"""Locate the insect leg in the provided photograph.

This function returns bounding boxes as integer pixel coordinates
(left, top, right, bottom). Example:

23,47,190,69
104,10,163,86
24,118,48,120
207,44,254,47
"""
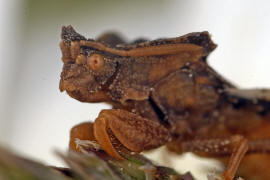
167,135,248,180
221,136,248,180
69,122,96,152
93,109,172,159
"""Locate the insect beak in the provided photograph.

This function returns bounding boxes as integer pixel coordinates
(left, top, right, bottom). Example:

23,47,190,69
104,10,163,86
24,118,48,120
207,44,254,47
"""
59,78,65,92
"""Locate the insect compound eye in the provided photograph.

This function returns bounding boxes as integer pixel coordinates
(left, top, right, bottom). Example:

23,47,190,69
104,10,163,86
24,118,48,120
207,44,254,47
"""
87,54,104,71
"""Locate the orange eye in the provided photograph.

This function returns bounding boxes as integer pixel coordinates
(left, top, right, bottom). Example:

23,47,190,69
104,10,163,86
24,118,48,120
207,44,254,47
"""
87,54,104,71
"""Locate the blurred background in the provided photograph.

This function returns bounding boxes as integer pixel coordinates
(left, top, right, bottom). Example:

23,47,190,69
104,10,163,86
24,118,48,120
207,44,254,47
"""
0,0,270,179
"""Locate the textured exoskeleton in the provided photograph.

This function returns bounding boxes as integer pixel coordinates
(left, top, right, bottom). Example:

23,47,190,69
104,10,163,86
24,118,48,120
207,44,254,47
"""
60,25,270,180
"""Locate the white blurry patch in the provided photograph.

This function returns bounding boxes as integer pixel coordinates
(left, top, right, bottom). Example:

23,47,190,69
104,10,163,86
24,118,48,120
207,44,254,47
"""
144,146,224,180
75,138,101,151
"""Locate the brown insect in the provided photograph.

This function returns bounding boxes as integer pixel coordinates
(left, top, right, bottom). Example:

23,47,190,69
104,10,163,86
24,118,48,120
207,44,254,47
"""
59,25,270,180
